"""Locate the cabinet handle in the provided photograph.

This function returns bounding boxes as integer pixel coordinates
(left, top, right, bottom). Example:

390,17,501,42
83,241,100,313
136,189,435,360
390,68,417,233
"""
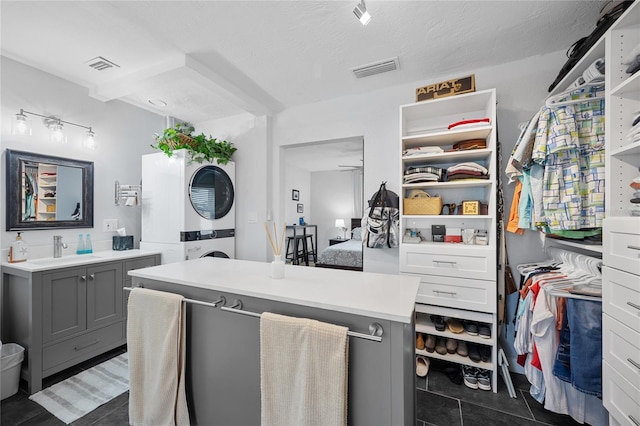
630,415,640,426
81,275,86,281
433,290,457,296
626,245,640,251
89,274,95,280
627,358,640,371
627,301,640,311
74,339,99,351
433,260,457,265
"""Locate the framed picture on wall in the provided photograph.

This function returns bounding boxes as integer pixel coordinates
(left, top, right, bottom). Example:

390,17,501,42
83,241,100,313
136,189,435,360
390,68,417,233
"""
292,189,299,201
297,203,303,213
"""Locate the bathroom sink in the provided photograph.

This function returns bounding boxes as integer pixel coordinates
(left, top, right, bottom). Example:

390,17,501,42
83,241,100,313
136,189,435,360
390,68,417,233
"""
28,254,102,266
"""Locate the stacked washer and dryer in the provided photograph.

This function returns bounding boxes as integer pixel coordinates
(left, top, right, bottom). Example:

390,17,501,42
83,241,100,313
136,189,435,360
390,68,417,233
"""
140,149,235,264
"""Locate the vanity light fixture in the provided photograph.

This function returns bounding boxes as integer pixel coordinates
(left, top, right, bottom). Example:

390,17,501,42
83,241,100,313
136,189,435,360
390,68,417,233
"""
353,0,371,26
335,219,347,239
12,109,96,148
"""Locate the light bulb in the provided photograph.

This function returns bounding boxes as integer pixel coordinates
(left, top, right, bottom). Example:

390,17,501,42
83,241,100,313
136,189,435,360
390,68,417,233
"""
12,111,32,136
49,122,66,144
84,129,96,149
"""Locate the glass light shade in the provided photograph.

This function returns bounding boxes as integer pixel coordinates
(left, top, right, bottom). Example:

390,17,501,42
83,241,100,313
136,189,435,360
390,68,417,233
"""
12,112,32,136
49,122,67,144
335,219,346,228
84,129,97,149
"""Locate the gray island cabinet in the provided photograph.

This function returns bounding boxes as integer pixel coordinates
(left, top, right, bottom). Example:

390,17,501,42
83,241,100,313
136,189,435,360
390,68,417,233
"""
128,257,420,426
1,250,160,394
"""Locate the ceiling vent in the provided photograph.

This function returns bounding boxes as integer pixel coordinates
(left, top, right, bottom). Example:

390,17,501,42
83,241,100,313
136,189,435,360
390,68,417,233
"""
351,56,399,78
85,56,120,71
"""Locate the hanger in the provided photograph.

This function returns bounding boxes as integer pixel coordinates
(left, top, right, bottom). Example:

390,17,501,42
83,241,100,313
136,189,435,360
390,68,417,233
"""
545,81,605,108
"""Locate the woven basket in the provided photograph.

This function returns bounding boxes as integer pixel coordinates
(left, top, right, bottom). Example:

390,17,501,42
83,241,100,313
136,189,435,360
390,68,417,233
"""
403,192,442,215
167,133,197,150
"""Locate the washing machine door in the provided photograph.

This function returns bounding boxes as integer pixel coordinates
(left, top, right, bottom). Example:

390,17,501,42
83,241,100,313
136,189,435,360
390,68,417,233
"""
201,250,230,259
189,165,234,220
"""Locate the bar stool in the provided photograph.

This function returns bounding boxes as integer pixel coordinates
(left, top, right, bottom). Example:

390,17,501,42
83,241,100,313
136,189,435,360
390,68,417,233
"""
302,234,317,265
285,235,307,265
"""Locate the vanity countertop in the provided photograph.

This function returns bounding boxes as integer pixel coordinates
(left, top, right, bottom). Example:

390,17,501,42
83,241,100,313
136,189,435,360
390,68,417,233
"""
1,249,161,273
128,257,420,323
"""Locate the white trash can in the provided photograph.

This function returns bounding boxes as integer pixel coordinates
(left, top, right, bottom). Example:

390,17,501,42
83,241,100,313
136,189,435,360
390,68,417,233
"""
1,343,25,400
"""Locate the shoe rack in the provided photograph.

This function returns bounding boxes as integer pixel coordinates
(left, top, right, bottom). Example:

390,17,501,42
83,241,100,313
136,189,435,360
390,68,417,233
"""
399,89,499,392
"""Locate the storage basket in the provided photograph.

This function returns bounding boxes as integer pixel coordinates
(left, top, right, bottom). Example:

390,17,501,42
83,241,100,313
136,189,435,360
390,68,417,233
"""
403,191,442,215
167,133,198,150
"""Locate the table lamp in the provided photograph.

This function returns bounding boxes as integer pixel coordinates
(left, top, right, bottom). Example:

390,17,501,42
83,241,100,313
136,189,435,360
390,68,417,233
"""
335,219,347,239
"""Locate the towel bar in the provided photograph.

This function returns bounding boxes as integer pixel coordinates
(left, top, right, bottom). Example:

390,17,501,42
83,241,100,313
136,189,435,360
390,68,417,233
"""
123,287,384,342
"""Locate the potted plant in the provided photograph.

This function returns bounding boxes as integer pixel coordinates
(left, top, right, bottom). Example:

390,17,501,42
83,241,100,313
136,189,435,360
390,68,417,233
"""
151,122,237,165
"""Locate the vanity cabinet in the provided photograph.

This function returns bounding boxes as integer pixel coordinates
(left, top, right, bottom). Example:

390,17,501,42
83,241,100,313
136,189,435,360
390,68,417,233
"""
1,252,160,394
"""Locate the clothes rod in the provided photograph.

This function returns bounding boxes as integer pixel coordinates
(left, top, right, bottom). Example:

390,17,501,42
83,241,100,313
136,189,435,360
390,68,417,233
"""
123,287,383,342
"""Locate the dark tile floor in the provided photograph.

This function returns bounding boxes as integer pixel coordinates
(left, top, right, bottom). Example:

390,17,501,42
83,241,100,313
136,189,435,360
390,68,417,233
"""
2,348,592,425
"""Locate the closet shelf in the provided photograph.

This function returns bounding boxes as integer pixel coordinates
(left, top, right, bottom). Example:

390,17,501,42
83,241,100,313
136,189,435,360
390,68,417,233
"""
610,71,640,100
548,239,603,254
416,317,493,346
548,34,605,96
610,140,640,159
402,126,493,148
402,149,492,165
402,214,492,220
416,348,494,369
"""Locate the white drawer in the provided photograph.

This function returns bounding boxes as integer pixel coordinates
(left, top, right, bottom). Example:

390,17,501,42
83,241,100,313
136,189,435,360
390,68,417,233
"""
400,244,496,281
603,266,640,334
603,361,640,426
603,314,640,390
603,217,640,276
404,273,495,313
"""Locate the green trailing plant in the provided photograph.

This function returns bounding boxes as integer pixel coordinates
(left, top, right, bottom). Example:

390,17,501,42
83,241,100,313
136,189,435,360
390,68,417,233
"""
151,122,237,165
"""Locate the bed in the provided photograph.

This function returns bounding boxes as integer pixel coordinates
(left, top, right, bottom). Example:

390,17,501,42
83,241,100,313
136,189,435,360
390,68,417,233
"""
316,218,363,271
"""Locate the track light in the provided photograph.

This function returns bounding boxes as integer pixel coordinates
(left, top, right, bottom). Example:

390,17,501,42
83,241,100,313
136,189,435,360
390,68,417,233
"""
353,0,371,26
13,109,96,148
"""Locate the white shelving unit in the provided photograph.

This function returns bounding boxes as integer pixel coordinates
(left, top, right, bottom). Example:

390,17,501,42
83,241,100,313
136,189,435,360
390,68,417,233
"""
36,163,57,221
601,2,640,425
399,89,499,392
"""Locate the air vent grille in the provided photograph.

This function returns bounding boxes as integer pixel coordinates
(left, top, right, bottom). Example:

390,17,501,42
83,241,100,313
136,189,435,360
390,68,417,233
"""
85,56,120,71
351,57,399,78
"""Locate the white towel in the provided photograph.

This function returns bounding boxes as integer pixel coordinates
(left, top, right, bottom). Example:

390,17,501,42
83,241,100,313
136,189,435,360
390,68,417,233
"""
260,312,349,426
127,288,190,426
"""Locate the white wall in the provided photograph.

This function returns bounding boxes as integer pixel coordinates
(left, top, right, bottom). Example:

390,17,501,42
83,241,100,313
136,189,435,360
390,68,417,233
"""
1,57,164,257
311,170,357,254
284,165,310,226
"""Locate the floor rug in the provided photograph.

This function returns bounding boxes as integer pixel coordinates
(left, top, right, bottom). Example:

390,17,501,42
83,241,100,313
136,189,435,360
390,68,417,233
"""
29,352,129,424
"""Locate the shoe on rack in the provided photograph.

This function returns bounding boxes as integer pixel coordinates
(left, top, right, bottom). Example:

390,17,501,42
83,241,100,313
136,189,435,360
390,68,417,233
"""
435,338,448,355
416,356,430,377
446,338,458,354
444,366,463,385
456,340,468,357
431,315,446,331
416,333,425,350
468,343,481,363
464,321,478,336
478,323,491,339
479,345,491,363
476,368,492,391
425,334,436,353
446,318,464,333
462,365,478,390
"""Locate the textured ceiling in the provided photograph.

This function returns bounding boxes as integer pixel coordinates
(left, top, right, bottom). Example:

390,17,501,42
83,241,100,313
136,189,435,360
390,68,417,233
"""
1,1,604,125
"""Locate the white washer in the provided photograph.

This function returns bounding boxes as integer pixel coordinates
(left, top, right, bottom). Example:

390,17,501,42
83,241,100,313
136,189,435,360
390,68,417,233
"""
140,237,235,264
141,149,235,244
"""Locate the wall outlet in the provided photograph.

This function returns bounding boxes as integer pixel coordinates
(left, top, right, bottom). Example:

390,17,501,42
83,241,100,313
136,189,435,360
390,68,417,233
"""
103,219,118,232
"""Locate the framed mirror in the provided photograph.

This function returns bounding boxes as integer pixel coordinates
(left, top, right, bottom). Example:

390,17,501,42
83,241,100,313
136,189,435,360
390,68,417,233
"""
5,149,94,230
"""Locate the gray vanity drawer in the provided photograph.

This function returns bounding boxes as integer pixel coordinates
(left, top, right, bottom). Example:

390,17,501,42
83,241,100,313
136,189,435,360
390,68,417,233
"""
42,322,124,371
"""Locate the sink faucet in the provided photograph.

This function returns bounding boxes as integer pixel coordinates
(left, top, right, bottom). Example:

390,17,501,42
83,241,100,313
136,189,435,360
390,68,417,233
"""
53,235,68,258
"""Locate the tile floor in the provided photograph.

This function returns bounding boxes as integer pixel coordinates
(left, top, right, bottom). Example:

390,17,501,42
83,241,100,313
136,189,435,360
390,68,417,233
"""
2,347,594,425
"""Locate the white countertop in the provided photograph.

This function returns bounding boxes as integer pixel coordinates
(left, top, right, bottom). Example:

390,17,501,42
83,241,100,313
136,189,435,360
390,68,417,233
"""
1,249,161,272
129,257,420,323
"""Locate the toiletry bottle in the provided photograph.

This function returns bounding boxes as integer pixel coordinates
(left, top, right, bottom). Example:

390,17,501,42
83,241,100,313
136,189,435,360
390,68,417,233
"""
9,232,28,263
76,234,85,254
85,234,93,254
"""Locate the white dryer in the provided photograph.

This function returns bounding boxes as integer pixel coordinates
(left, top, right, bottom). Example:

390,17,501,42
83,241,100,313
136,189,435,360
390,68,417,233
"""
140,237,235,264
141,149,235,244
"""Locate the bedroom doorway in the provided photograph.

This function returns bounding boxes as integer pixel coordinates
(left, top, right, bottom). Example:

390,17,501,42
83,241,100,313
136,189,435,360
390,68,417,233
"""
281,136,364,270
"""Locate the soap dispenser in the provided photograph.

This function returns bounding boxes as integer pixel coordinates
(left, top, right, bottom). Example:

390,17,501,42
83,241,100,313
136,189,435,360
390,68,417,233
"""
85,234,93,254
9,232,28,263
76,234,85,255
